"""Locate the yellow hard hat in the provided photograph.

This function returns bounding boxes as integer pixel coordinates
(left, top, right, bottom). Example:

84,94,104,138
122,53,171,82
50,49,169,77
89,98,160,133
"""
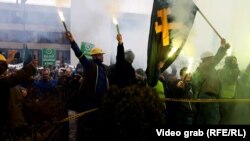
0,54,6,62
90,47,105,55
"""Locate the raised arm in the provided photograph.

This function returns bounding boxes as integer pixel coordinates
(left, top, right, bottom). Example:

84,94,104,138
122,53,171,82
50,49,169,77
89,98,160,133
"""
6,50,17,64
213,38,230,66
116,33,125,65
1,59,37,88
65,31,90,70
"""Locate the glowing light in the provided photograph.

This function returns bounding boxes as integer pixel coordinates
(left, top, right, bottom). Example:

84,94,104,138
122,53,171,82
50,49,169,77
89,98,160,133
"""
112,17,118,25
58,10,65,22
227,48,232,56
168,46,178,58
187,57,194,73
58,10,68,31
172,38,182,48
112,17,120,34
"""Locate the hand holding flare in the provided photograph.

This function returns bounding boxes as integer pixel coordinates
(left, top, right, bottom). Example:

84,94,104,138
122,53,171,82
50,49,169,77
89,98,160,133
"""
58,10,68,32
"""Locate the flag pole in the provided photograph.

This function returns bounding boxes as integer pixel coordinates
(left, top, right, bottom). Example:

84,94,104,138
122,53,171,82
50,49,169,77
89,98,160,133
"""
196,8,223,40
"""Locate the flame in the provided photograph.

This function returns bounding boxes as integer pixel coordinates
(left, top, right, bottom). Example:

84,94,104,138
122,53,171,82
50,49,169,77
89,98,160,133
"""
112,17,118,25
168,46,178,57
187,57,194,73
58,10,65,22
172,38,182,48
227,48,232,56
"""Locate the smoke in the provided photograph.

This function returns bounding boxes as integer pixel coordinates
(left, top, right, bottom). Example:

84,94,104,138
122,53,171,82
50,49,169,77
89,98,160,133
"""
188,0,250,71
70,0,250,73
11,0,250,125
1,0,250,71
1,0,250,124
167,0,197,62
163,0,250,76
56,0,70,8
70,0,153,68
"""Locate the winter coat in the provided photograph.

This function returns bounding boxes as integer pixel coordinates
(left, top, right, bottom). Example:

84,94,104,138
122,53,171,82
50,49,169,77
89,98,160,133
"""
0,64,36,133
109,43,136,88
70,41,109,111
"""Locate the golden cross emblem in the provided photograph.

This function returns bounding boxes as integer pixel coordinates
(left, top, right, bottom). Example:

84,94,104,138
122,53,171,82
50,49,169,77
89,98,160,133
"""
155,8,181,46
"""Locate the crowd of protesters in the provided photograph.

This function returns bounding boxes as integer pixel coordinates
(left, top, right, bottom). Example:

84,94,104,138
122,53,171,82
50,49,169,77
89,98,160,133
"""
1,31,250,141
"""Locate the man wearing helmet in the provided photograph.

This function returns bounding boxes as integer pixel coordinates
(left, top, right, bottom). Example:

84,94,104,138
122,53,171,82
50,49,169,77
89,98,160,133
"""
65,31,109,109
65,31,109,140
192,38,230,125
0,51,37,137
0,51,18,75
0,54,8,75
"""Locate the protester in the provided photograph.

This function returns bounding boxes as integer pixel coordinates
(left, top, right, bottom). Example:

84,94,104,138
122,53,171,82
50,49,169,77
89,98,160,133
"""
65,31,109,141
0,51,37,139
192,38,230,125
218,56,240,124
34,68,58,98
65,31,109,110
234,62,250,124
167,67,196,125
109,33,136,88
135,68,147,86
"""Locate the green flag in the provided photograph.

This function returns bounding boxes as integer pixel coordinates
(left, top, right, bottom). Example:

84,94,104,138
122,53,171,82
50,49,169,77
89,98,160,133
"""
23,43,33,66
146,0,197,87
81,41,94,59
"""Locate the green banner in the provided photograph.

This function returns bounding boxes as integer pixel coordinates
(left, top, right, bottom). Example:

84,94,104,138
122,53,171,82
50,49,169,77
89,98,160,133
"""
81,42,94,59
146,0,197,87
42,48,56,66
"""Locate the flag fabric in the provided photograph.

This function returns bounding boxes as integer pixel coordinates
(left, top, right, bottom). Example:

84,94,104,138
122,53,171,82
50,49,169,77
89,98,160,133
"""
146,0,197,87
23,43,33,66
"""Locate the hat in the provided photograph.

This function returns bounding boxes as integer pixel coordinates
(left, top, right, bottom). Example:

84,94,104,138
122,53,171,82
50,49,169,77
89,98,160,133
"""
0,54,6,62
125,50,135,63
136,68,146,77
0,54,7,75
200,51,213,59
90,47,105,55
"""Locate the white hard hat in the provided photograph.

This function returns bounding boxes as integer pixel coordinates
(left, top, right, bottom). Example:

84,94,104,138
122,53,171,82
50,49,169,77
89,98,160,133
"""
200,51,213,59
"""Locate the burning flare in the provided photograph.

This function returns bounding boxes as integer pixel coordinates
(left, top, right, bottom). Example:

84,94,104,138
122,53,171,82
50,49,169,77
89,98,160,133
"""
58,10,68,31
112,17,120,34
58,10,65,22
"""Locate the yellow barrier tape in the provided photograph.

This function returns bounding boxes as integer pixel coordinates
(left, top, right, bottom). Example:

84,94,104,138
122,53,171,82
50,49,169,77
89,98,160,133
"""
164,98,250,103
57,98,250,123
57,108,98,123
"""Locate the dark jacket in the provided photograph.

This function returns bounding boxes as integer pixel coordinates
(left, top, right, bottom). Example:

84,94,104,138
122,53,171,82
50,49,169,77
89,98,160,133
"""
192,47,228,98
0,64,36,133
218,63,240,98
109,43,136,88
171,79,195,116
70,41,109,111
34,78,57,97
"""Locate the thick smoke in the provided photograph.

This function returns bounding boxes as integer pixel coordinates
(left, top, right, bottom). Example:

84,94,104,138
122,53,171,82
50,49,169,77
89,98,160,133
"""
70,0,153,68
1,0,250,124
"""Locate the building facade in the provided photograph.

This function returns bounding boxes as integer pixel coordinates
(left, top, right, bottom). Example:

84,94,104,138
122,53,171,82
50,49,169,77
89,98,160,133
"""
0,2,70,66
